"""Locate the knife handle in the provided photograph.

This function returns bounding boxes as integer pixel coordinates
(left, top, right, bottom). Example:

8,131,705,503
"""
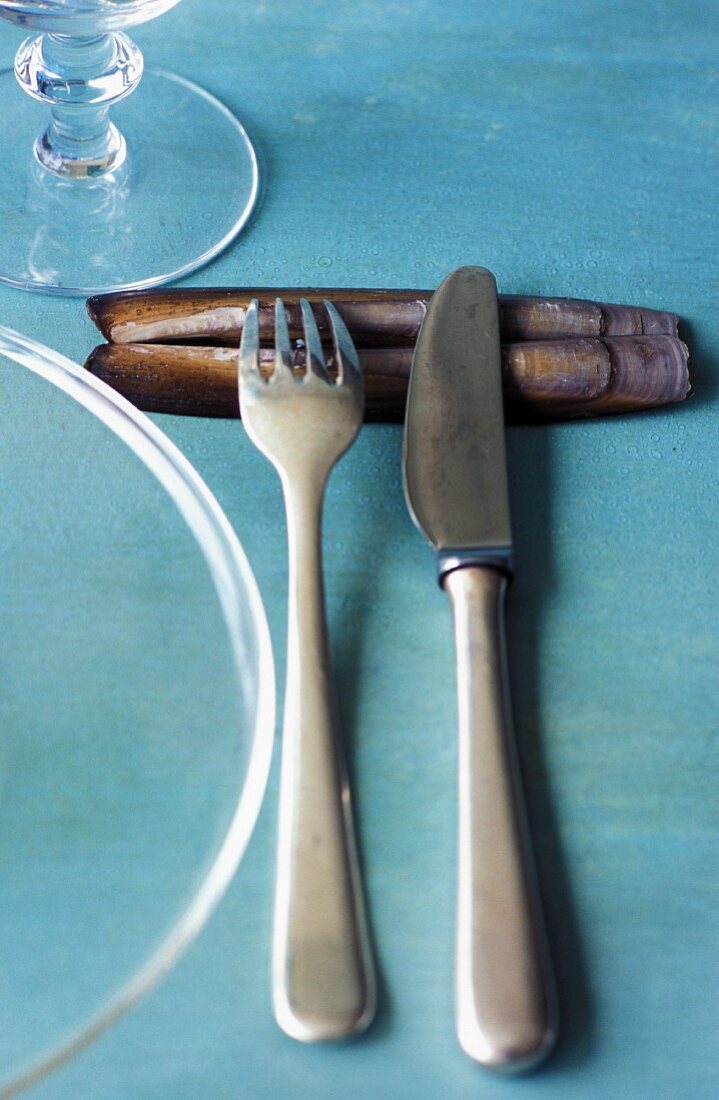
443,565,557,1072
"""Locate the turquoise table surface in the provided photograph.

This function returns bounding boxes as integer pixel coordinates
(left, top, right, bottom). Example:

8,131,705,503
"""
1,0,718,1096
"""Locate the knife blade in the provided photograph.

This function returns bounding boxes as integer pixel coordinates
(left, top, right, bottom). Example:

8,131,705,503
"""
403,266,558,1071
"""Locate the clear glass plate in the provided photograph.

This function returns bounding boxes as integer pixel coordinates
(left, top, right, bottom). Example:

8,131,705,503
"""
0,328,274,1096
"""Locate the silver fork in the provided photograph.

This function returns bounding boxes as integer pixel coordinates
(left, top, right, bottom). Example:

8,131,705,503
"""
239,298,376,1042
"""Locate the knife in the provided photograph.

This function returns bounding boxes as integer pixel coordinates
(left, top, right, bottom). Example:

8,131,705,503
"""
403,266,558,1071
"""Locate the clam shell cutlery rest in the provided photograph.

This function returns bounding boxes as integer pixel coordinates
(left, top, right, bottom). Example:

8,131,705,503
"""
403,267,558,1071
84,286,690,422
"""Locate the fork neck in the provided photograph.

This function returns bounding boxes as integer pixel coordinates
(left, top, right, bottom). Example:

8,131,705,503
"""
282,471,331,670
282,472,327,573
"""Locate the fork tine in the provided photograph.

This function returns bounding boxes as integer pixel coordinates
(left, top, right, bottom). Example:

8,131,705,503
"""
238,299,261,388
300,299,329,381
273,299,295,381
324,300,362,387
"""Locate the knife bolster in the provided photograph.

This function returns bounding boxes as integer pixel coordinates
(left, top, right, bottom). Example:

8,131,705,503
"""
438,547,513,583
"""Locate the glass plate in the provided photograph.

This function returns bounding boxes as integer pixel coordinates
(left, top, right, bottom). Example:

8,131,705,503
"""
0,328,274,1096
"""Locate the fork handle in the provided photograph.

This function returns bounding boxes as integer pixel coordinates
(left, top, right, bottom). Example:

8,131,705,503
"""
443,566,557,1071
273,477,375,1042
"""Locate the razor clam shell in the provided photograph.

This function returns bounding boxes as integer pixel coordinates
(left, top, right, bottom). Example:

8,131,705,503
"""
501,335,691,417
84,335,690,423
87,288,679,347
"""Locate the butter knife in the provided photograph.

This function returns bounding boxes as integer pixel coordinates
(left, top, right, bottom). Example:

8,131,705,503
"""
403,266,558,1071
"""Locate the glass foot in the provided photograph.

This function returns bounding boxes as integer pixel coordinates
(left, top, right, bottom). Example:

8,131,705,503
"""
0,66,259,295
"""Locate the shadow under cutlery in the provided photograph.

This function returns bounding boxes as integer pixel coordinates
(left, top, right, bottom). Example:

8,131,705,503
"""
321,430,409,1040
327,418,597,1059
506,421,596,1069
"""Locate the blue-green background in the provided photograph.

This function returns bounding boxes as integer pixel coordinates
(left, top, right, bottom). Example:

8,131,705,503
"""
1,0,717,1096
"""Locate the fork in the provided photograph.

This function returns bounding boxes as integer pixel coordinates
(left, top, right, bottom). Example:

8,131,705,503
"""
239,298,376,1042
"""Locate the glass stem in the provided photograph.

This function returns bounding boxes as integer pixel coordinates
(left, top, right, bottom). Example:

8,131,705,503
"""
14,31,144,178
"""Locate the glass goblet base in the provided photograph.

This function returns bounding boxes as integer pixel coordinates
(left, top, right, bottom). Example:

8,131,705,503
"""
0,66,259,295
